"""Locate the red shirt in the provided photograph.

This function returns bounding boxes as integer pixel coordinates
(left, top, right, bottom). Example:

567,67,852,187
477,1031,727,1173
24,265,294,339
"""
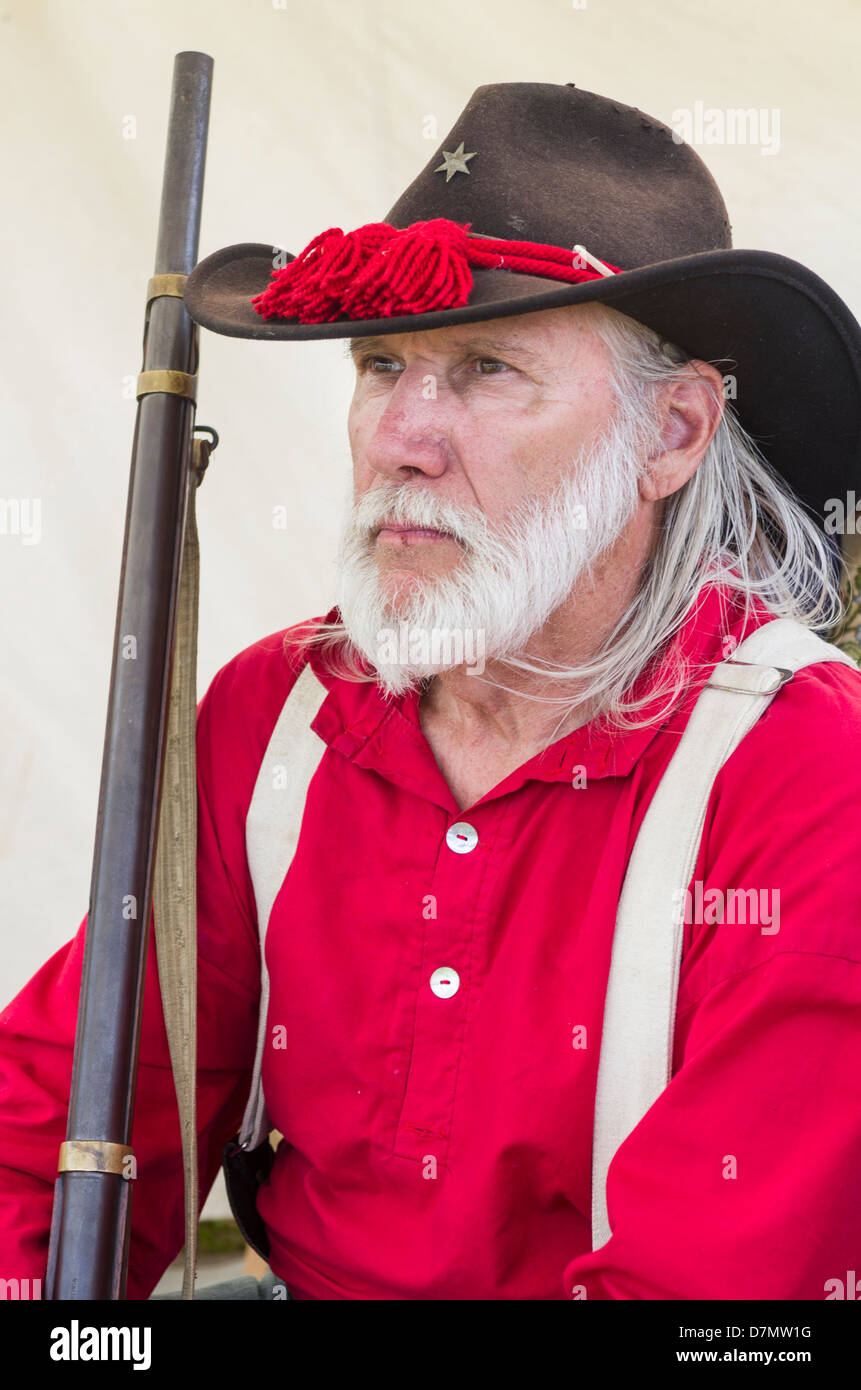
2,580,861,1300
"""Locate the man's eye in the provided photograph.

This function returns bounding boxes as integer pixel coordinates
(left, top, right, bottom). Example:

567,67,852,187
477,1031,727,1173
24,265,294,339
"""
473,357,509,375
357,355,400,374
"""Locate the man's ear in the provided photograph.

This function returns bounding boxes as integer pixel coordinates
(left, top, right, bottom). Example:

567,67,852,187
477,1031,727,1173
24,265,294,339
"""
638,362,726,502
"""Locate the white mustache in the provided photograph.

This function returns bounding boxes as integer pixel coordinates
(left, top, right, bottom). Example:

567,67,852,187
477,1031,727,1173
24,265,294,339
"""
354,484,489,549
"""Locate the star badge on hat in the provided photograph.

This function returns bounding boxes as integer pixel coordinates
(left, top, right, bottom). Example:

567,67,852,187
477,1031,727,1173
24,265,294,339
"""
434,140,476,181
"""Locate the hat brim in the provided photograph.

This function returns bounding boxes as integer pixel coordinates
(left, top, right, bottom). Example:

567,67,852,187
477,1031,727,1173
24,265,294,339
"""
183,242,861,526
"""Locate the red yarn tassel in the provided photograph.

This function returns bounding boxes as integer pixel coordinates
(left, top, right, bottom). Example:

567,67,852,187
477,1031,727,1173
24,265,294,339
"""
252,227,344,321
253,223,396,323
342,219,474,319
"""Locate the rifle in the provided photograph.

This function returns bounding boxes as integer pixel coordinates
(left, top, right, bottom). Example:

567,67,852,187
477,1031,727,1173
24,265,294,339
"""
45,50,215,1300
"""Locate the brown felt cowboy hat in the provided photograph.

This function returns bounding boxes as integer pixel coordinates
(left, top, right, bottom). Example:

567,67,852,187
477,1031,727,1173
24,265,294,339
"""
183,81,861,528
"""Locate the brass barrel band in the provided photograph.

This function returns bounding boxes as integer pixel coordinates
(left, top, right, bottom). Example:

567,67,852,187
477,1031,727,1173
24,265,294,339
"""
146,272,188,307
136,369,197,401
58,1140,134,1176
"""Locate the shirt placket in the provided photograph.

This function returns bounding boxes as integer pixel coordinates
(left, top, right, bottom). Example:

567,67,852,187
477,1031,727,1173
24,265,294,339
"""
391,813,491,1171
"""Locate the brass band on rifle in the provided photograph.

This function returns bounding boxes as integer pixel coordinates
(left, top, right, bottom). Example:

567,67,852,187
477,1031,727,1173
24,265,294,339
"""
146,273,188,307
58,1140,135,1175
136,369,198,401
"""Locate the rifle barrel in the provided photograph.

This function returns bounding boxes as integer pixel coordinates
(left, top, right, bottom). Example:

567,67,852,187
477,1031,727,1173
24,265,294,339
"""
46,50,214,1300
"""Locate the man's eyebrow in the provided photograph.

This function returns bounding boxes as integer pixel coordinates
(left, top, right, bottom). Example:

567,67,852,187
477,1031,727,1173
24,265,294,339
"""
347,336,388,360
347,333,546,366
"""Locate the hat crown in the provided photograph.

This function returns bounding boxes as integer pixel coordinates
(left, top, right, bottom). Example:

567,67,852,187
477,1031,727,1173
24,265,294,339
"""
386,82,732,270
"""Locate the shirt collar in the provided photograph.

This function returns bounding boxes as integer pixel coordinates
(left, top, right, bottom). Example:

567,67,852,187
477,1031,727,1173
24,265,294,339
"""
303,581,777,797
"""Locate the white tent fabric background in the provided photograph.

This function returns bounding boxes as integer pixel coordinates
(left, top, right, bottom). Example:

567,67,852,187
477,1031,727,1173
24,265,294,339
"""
1,0,859,1222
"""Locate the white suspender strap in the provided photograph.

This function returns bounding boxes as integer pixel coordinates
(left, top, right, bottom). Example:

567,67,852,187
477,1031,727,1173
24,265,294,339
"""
240,659,328,1151
590,617,858,1250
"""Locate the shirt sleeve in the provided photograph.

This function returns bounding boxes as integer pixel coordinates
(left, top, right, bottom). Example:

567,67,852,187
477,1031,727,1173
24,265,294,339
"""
563,659,861,1300
0,665,264,1301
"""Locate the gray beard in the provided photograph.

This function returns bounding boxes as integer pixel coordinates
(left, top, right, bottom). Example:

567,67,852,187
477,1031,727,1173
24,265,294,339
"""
335,419,642,697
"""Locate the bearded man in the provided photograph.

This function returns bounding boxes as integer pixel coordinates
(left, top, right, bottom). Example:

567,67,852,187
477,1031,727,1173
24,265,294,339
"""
2,82,861,1302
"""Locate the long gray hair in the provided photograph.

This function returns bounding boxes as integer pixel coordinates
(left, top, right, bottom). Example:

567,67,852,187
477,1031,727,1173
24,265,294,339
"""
288,302,847,732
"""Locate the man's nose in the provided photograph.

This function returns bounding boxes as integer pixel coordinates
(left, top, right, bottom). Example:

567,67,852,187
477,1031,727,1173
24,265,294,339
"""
362,372,453,482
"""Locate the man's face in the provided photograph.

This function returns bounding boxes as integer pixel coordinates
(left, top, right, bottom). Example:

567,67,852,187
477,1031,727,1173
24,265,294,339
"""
346,305,617,599
337,304,647,693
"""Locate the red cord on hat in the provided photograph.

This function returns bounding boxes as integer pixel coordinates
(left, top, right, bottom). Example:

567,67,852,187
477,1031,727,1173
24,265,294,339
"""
251,218,621,323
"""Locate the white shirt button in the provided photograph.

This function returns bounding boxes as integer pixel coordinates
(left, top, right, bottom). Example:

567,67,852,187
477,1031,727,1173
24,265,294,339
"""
446,821,478,853
430,966,460,998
